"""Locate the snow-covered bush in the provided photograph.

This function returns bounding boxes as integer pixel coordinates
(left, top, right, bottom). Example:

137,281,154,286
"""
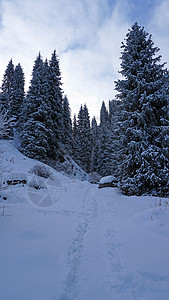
89,172,101,184
29,164,53,179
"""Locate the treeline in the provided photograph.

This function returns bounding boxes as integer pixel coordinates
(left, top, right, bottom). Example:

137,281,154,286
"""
1,22,169,197
0,50,119,176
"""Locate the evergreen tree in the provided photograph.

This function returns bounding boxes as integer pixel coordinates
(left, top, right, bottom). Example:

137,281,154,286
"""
0,59,19,137
0,59,15,120
108,100,122,176
9,63,25,122
81,104,91,172
115,22,169,196
63,95,72,153
48,50,64,146
100,101,109,126
97,101,113,176
90,116,99,172
1,59,14,93
74,104,91,172
72,114,79,162
20,53,50,160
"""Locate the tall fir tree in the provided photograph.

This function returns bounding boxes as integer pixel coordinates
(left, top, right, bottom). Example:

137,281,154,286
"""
63,95,73,153
97,101,113,176
20,53,50,160
115,22,169,196
0,59,15,124
72,114,79,162
48,50,64,147
81,104,91,172
9,63,25,122
100,100,109,126
108,100,122,176
74,104,91,172
90,116,99,172
0,59,14,109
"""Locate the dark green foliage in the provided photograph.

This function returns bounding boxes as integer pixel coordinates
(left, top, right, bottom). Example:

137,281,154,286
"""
72,104,91,173
48,50,64,144
115,22,169,196
63,96,73,153
9,63,25,121
20,53,50,160
90,116,99,172
0,59,25,137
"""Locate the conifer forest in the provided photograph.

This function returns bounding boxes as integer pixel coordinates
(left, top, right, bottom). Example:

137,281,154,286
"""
1,22,169,197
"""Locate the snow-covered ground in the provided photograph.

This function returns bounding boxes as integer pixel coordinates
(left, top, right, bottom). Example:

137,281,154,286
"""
0,140,169,300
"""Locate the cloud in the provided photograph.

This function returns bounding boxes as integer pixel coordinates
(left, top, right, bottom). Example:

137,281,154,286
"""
148,0,169,67
60,0,130,118
0,0,168,120
0,0,130,119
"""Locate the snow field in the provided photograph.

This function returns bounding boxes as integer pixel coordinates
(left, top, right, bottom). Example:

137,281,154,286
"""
0,141,169,300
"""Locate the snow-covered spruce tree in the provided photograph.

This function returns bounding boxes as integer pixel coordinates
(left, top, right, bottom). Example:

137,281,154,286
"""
72,114,79,162
100,100,109,126
9,63,25,122
74,104,91,172
0,59,15,137
20,53,51,161
97,101,113,176
0,59,14,109
73,105,83,166
81,104,91,172
115,22,169,196
90,116,99,172
108,99,122,176
63,95,73,153
48,50,64,149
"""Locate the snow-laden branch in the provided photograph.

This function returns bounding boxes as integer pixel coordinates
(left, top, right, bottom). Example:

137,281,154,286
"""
0,105,14,139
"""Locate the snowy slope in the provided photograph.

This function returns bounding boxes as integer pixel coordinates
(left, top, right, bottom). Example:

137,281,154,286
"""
0,141,169,300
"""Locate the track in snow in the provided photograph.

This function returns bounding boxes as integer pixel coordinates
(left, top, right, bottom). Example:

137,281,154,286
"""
58,186,137,300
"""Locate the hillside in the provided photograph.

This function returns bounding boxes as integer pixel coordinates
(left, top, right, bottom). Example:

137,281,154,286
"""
0,141,169,300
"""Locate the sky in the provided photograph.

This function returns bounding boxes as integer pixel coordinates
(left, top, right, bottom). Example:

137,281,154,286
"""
0,0,169,119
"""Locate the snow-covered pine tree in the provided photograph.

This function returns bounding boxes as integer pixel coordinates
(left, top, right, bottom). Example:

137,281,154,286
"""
48,50,64,148
90,116,99,172
97,101,113,176
81,104,91,172
9,63,25,123
115,22,169,196
100,100,109,126
72,114,78,141
0,59,14,109
108,99,122,176
63,95,73,153
72,114,79,162
20,53,50,160
0,59,15,137
74,104,91,172
74,105,84,166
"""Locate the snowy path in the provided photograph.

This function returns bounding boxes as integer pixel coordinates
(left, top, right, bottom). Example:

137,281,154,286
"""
58,186,137,300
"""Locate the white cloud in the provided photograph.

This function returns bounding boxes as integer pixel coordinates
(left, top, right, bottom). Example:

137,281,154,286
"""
0,0,168,120
0,0,130,119
148,0,169,68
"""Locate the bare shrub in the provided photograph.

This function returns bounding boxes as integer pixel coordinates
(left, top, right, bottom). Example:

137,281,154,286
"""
29,164,53,179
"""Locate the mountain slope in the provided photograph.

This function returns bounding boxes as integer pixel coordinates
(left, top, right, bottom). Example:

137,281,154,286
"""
0,141,169,300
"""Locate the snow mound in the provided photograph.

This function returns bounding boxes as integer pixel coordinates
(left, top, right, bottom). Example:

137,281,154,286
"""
99,175,116,184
